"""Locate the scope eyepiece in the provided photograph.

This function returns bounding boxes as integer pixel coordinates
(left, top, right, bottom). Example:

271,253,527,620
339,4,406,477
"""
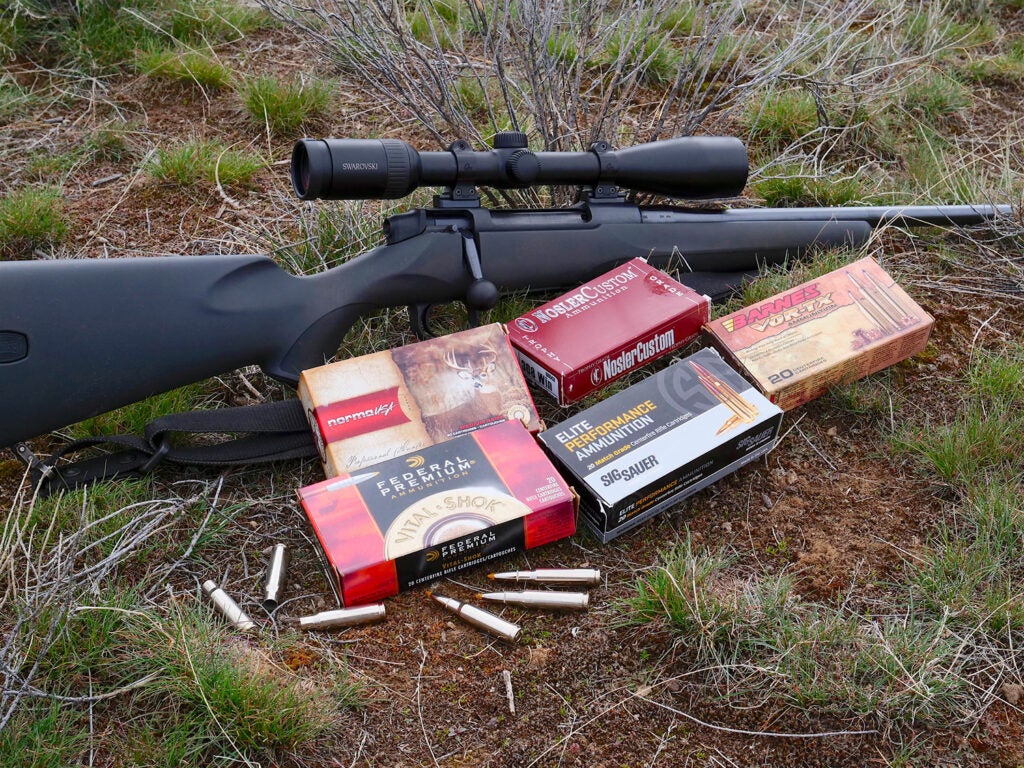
291,135,748,201
291,139,423,200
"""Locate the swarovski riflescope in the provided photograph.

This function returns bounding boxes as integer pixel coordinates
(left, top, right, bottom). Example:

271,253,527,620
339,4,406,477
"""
291,132,748,201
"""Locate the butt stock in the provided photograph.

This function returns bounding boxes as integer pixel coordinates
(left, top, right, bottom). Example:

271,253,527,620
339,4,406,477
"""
0,231,467,447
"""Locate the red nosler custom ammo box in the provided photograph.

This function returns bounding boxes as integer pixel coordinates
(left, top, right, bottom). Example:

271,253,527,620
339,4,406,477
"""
296,420,578,606
506,259,710,405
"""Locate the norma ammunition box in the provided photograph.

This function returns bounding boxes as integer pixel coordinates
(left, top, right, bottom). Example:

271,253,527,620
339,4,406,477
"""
299,323,542,477
297,420,578,606
506,259,709,405
538,348,782,543
703,256,934,410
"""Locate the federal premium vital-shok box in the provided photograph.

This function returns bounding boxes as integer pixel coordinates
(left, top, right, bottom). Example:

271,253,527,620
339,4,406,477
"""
702,256,935,410
296,420,578,606
299,323,542,477
506,258,710,405
538,348,782,543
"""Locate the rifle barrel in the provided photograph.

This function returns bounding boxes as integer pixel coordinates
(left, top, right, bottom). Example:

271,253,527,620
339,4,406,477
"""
719,204,1012,227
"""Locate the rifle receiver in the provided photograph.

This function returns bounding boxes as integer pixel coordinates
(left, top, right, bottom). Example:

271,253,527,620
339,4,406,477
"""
291,134,748,201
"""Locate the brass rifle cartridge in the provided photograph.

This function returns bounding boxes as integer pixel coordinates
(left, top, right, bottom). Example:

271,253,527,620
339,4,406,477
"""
488,568,602,586
430,593,522,642
202,580,255,632
479,590,589,611
262,543,289,612
297,604,386,630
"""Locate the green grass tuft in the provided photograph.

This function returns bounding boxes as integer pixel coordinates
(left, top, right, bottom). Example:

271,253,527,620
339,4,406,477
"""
68,382,208,438
901,72,972,121
239,75,332,136
753,164,867,207
138,47,234,89
127,606,344,759
169,0,271,43
0,700,89,768
148,139,264,188
741,89,819,147
0,73,34,125
0,186,67,258
622,539,980,725
66,0,165,72
892,346,1024,487
595,31,682,85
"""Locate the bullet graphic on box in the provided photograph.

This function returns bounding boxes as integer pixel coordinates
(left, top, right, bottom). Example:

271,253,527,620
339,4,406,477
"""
488,568,602,586
862,268,911,324
689,360,758,435
479,590,589,611
430,593,521,642
203,580,255,632
845,270,899,331
297,604,386,630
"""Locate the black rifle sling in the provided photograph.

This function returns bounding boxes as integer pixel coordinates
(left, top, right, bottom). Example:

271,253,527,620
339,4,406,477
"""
17,270,754,496
21,400,317,496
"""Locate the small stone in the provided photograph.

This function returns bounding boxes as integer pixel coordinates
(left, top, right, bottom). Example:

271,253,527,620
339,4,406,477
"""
1002,683,1023,705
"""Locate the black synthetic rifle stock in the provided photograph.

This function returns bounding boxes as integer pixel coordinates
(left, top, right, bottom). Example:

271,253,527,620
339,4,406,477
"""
0,134,1010,448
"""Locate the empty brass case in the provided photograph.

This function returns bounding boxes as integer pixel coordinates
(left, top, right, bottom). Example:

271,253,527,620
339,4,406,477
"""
262,543,289,612
202,580,255,632
297,604,386,630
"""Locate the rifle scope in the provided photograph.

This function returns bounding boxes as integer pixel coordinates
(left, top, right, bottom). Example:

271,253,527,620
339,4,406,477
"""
291,133,748,201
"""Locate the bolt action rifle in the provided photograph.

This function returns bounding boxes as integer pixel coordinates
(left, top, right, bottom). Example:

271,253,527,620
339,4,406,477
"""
0,132,1010,477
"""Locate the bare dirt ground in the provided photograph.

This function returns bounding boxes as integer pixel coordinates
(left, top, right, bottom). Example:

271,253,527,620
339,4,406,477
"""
3,13,1024,768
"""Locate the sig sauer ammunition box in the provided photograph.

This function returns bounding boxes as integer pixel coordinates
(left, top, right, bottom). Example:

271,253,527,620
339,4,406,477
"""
506,259,709,405
538,348,783,543
297,420,578,606
703,256,934,410
299,323,542,477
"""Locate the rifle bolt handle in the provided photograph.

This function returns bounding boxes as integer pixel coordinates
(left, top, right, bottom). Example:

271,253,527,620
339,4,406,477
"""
466,278,499,311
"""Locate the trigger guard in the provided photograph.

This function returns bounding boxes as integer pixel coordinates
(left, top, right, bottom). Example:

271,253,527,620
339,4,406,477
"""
408,303,437,340
408,303,483,340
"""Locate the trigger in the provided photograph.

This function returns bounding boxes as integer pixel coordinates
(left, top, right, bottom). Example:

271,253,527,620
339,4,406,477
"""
408,303,436,340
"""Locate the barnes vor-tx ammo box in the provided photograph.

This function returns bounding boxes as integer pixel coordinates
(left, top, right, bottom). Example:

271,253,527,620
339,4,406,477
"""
703,256,934,410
